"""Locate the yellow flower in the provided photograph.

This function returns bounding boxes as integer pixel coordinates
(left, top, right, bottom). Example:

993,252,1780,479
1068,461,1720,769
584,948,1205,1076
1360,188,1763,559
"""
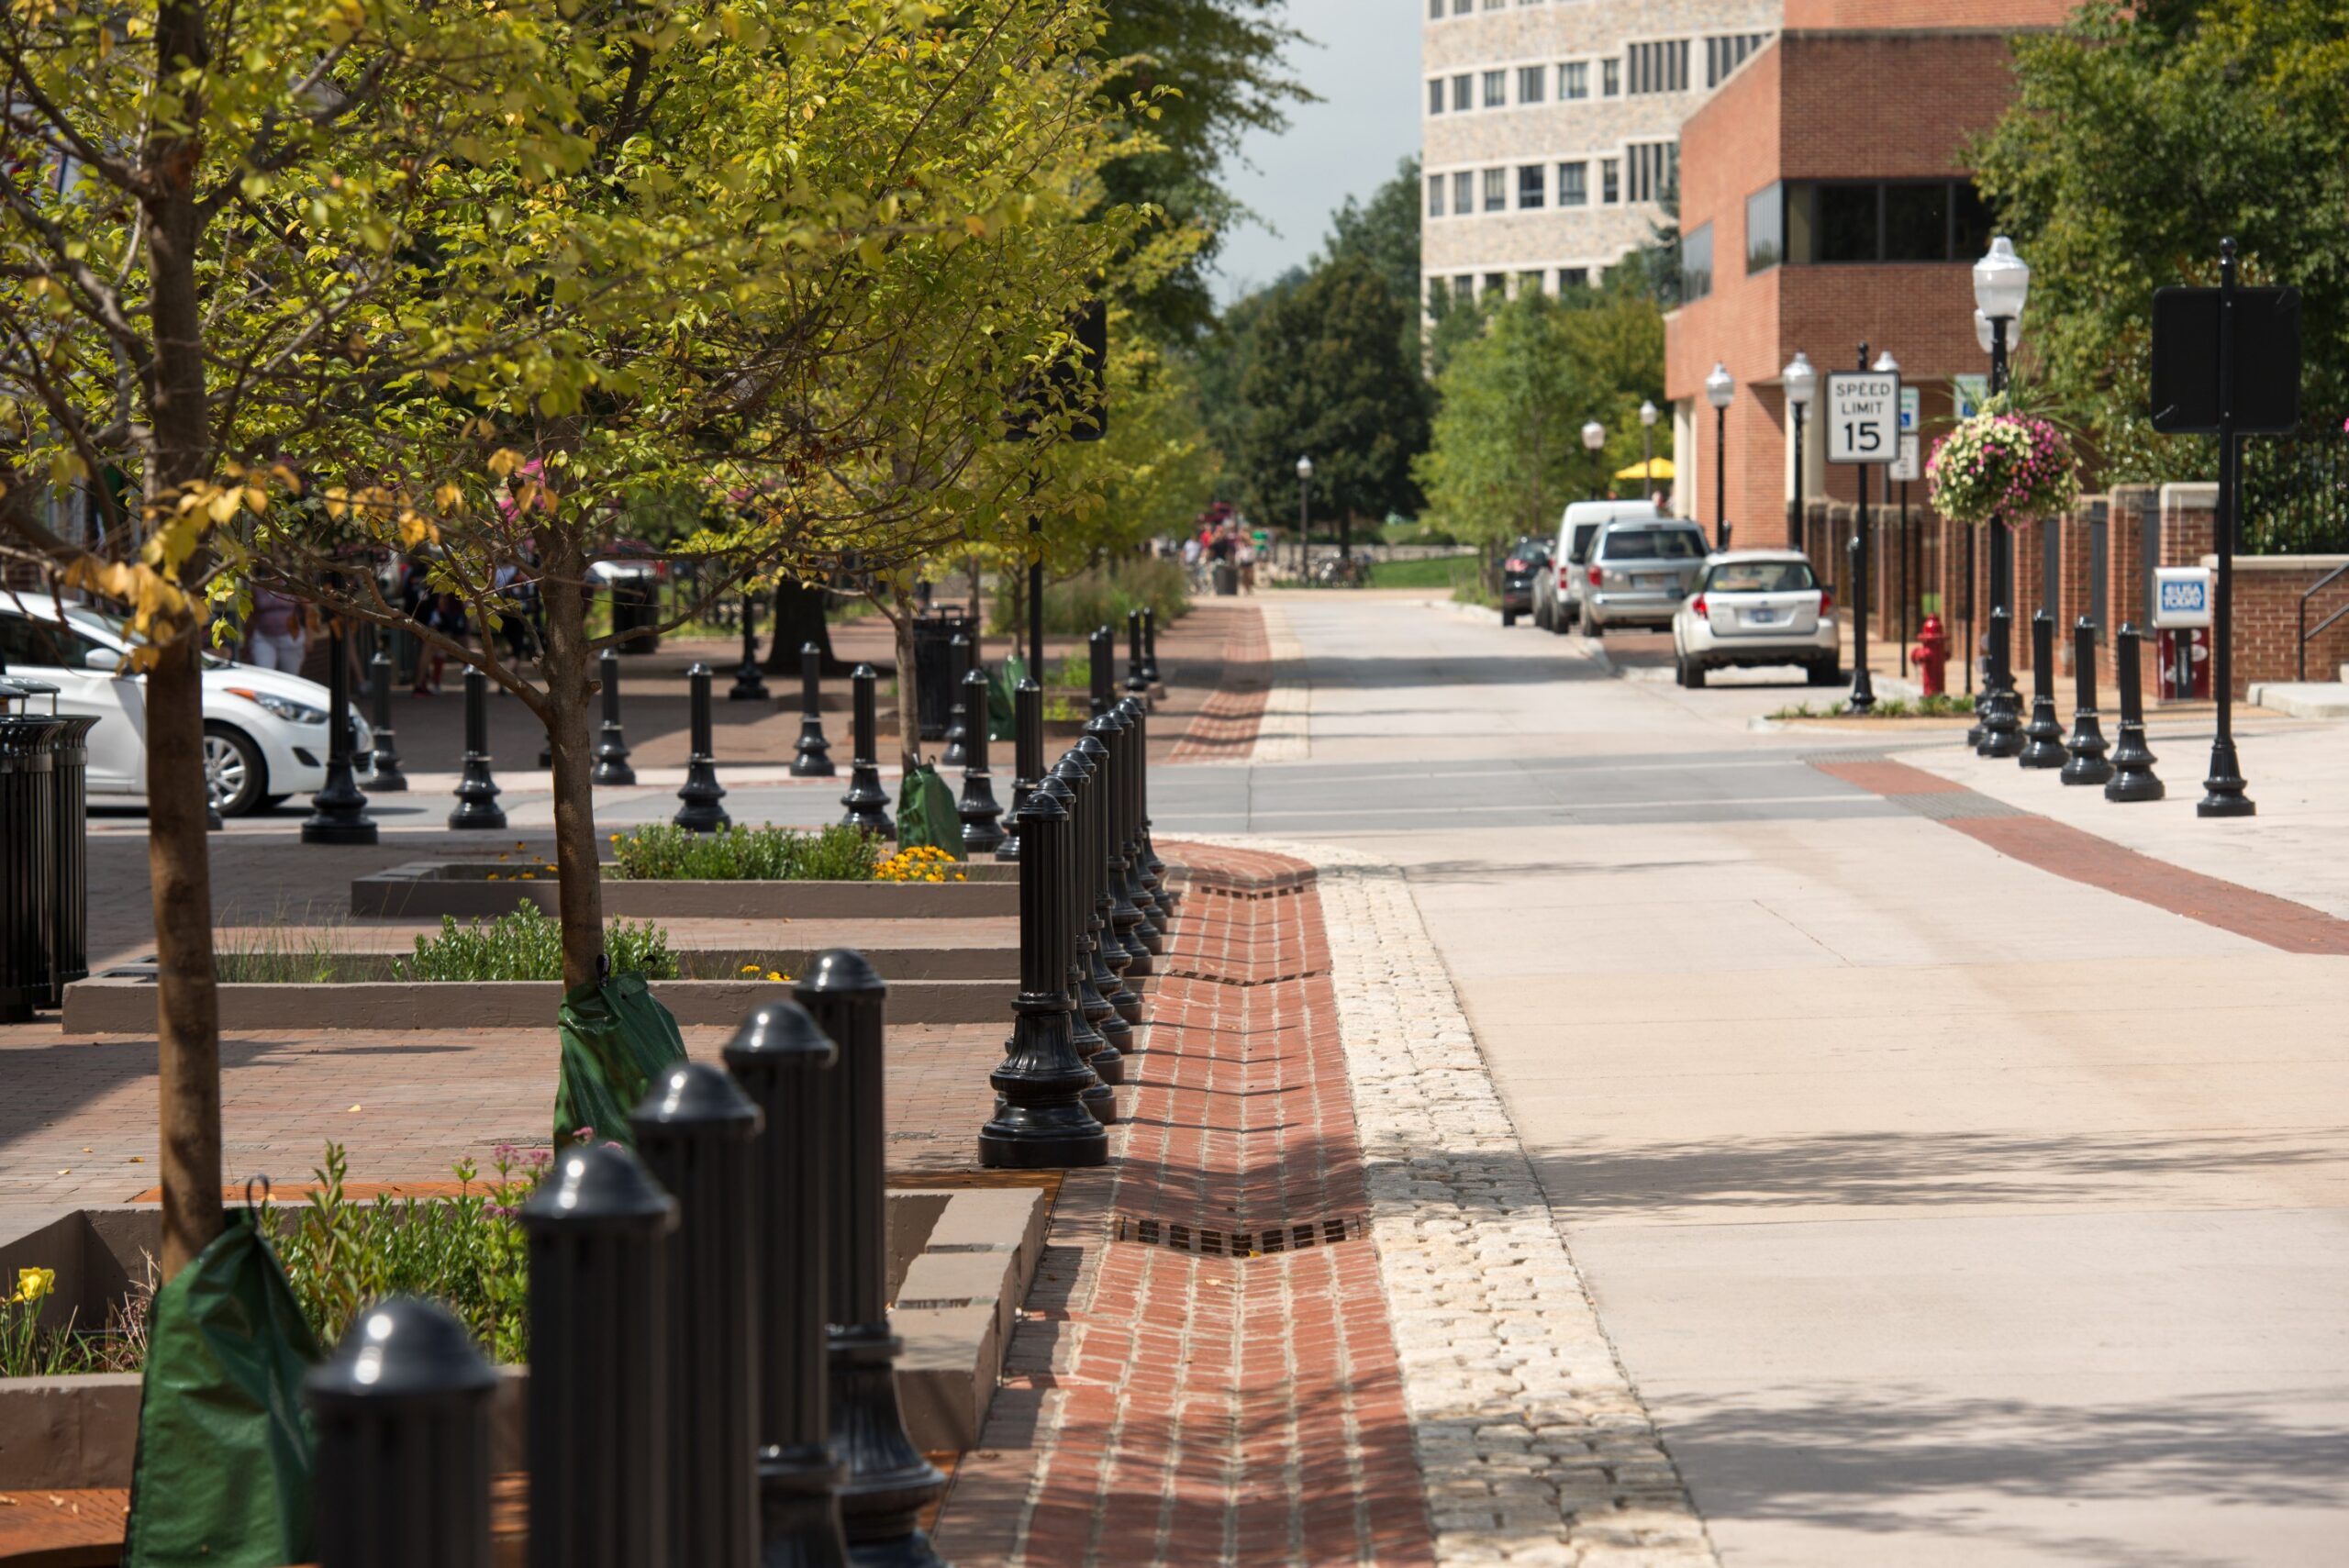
518,873,535,881
766,971,791,983
497,852,509,861
609,833,621,843
486,873,501,881
955,873,967,882
12,1267,54,1306
740,963,761,975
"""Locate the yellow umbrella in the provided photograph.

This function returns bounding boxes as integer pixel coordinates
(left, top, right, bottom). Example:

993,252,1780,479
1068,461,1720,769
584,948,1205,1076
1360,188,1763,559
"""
1615,457,1675,481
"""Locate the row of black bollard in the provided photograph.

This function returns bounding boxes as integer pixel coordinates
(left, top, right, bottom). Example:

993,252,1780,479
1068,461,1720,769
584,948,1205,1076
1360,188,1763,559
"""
1997,617,2165,802
306,958,942,1568
979,625,1174,1166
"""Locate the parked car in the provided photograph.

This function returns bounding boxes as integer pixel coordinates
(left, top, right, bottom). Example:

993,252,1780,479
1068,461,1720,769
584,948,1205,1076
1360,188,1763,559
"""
0,593,373,817
1577,517,1710,637
1539,499,1659,634
1670,550,1842,688
1499,537,1550,627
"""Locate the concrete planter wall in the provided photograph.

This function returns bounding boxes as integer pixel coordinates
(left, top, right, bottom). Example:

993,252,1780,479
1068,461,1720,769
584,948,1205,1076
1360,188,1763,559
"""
352,861,1016,920
0,1186,1046,1488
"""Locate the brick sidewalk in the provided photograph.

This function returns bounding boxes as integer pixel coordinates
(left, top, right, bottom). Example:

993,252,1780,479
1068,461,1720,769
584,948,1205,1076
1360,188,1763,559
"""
1169,605,1273,764
935,844,1436,1567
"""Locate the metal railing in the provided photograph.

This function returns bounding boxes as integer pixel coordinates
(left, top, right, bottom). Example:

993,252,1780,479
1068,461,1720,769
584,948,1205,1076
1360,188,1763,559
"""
2298,561,2349,682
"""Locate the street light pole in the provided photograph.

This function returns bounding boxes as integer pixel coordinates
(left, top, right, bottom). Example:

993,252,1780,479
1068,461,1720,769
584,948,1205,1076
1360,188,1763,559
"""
1640,400,1658,501
1581,420,1607,501
1705,362,1735,551
1783,352,1815,558
1972,237,2032,759
1297,455,1314,578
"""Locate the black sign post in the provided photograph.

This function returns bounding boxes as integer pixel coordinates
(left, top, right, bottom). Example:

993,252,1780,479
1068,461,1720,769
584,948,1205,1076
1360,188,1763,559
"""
2150,239,2302,818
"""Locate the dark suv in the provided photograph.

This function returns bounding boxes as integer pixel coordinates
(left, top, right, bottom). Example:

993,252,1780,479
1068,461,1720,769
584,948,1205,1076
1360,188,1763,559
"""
1499,537,1549,628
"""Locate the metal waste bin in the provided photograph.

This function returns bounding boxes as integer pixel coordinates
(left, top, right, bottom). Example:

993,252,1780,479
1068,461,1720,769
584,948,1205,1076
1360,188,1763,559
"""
0,680,62,1022
911,609,974,740
1212,561,1238,596
46,710,95,1005
607,573,662,653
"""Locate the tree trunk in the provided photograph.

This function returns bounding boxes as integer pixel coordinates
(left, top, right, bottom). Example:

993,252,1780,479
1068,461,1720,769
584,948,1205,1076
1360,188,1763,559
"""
891,596,923,776
143,0,222,1281
763,578,845,676
539,551,607,991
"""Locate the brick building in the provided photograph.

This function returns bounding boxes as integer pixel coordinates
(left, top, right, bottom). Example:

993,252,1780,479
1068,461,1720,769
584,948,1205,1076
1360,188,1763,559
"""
1661,0,2073,563
1420,0,1780,310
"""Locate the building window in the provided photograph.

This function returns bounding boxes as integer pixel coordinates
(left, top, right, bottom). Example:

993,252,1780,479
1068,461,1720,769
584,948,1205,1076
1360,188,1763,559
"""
1626,39,1689,95
1429,80,1444,116
1772,180,1997,264
1520,270,1546,295
1485,272,1508,298
1518,65,1546,105
1453,171,1475,215
1452,0,1471,14
1482,167,1507,213
1557,161,1588,206
1600,158,1620,204
1561,61,1588,100
1429,175,1446,218
1452,74,1472,111
1429,0,1442,17
1681,221,1713,303
1706,32,1770,87
1482,70,1507,108
1601,58,1620,96
1519,165,1545,209
1746,182,1782,272
1558,266,1590,291
1627,140,1676,204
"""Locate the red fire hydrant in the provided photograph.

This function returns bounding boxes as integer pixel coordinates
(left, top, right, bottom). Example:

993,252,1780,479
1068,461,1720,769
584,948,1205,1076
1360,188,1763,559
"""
1911,614,1950,695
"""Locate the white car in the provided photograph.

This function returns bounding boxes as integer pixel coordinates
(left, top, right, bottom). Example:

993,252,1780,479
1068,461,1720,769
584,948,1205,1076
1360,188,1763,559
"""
0,593,373,816
1670,550,1842,689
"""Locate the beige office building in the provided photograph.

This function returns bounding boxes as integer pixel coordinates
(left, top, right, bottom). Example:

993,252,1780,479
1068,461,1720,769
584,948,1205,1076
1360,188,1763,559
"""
1421,0,1781,307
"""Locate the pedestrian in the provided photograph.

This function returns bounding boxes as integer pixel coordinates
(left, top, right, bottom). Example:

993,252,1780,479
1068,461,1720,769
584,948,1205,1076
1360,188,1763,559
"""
413,591,466,695
1237,532,1257,594
242,586,307,672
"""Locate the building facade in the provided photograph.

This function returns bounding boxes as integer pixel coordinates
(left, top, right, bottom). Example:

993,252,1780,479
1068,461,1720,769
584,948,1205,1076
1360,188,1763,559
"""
1420,0,1782,310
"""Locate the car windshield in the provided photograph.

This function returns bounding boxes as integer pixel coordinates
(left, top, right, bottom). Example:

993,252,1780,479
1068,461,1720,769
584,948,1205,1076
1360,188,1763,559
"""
1704,561,1818,594
1600,528,1706,561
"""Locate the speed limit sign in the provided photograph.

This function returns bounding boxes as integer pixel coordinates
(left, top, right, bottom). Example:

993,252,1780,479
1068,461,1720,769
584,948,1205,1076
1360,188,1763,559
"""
1826,370,1901,464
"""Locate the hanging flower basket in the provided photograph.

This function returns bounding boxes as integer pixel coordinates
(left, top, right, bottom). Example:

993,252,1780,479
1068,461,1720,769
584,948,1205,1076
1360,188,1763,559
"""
1926,413,2081,526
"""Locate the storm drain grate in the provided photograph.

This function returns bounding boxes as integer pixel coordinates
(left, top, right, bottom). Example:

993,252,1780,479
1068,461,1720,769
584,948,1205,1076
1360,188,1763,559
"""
1113,1214,1363,1258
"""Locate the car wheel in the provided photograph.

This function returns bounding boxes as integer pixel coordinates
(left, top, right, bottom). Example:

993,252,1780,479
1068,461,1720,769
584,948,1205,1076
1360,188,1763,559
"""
202,723,269,817
262,794,293,812
1686,658,1707,689
1584,616,1602,639
1809,662,1841,686
1502,608,1517,628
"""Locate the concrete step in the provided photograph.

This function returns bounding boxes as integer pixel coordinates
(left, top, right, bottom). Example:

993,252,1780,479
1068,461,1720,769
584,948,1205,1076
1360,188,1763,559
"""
2246,680,2349,719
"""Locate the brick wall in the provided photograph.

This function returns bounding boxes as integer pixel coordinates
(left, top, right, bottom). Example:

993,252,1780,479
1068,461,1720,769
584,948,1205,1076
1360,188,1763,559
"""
2215,560,2349,695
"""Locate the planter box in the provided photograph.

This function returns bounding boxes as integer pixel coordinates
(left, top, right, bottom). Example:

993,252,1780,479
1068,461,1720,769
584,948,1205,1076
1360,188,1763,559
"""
0,1185,1048,1494
352,861,1017,921
63,973,1015,1032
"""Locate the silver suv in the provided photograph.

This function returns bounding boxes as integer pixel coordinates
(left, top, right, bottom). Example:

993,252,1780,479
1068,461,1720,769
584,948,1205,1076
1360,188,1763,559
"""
1579,519,1710,637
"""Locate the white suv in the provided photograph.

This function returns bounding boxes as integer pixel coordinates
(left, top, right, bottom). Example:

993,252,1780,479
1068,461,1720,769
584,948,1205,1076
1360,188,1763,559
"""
1671,550,1842,688
0,594,372,816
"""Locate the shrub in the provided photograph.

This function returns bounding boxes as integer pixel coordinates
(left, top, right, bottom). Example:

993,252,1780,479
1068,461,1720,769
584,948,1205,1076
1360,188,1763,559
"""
987,557,1188,637
607,822,884,882
394,904,677,981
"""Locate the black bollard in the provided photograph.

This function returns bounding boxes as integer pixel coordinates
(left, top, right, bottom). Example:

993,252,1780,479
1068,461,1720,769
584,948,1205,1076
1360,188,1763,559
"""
1978,604,2023,758
941,632,972,768
304,625,378,844
1062,749,1130,1092
1044,762,1117,1122
795,952,951,1568
2061,617,2114,787
521,1144,679,1568
366,648,406,791
306,1297,496,1568
1088,625,1114,719
956,666,1007,856
674,662,732,833
1141,606,1163,693
2018,611,2066,768
1125,610,1150,701
981,783,1110,1168
594,648,638,786
1089,706,1149,979
2106,625,2165,803
448,666,507,830
1119,698,1165,952
730,594,770,701
839,663,894,837
997,679,1041,865
631,1063,764,1568
722,1000,853,1567
793,642,837,778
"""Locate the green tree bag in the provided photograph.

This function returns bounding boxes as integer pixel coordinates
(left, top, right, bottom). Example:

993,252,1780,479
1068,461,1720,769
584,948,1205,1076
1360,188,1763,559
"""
121,1208,320,1568
895,762,967,860
556,971,689,1149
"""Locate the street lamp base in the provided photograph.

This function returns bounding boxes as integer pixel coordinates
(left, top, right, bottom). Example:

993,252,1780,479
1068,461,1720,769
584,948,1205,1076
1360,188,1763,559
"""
2197,739,2255,816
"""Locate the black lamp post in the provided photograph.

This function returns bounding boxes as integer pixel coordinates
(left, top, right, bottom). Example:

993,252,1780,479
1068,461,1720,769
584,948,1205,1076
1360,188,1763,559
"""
1297,455,1313,576
1705,361,1734,550
1581,419,1606,499
1974,237,2031,759
1782,351,1815,556
301,619,377,844
1639,400,1658,500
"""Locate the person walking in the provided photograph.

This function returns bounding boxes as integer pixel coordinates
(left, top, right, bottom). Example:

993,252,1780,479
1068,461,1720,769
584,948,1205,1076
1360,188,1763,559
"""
1237,531,1257,594
243,586,307,672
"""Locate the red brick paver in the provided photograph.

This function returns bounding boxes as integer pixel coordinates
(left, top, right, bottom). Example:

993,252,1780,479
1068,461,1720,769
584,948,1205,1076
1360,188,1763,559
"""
1814,757,2349,955
935,846,1436,1567
1169,607,1273,764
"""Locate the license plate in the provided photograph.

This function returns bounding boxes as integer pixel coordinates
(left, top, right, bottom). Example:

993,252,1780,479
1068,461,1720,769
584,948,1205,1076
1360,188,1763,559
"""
1633,573,1669,589
1746,606,1778,624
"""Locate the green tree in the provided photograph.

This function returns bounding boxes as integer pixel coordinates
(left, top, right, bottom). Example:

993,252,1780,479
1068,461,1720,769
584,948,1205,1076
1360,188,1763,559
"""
1973,0,2349,483
1232,255,1429,540
1323,156,1422,308
1414,282,1664,554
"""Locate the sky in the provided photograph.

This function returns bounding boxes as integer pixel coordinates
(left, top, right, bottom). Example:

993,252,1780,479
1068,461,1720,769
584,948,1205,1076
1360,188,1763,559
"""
1206,0,1423,304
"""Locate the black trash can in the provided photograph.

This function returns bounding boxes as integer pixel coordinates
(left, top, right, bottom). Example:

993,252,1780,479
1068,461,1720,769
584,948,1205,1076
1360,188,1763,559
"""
0,681,61,1022
46,712,95,1006
607,573,662,653
911,609,974,740
1212,561,1238,596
